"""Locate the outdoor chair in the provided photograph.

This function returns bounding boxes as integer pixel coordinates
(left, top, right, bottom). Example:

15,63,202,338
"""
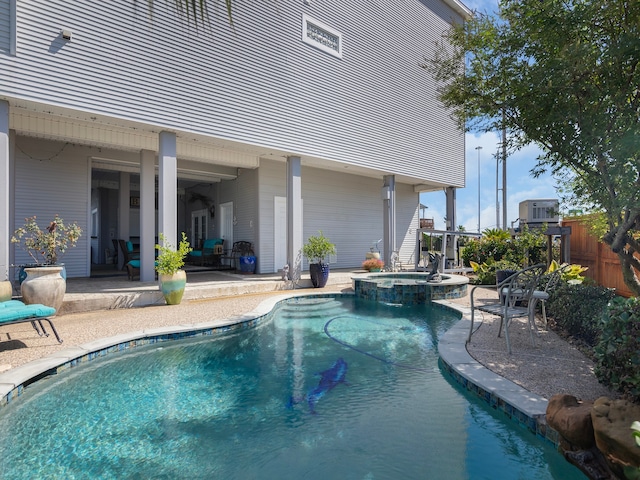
467,263,546,354
125,259,158,281
188,238,223,266
0,299,63,343
118,239,140,270
532,264,568,330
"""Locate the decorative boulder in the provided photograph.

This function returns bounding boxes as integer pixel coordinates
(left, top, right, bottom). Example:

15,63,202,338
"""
547,394,595,449
591,397,640,475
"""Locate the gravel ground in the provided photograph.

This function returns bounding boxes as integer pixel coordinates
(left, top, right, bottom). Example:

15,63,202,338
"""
448,287,618,401
0,284,617,402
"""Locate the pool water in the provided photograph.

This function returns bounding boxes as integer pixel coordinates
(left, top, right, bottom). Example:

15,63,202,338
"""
0,296,585,479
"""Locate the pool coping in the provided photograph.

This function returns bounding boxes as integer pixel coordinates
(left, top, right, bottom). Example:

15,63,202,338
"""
0,292,303,407
0,292,558,447
435,299,559,446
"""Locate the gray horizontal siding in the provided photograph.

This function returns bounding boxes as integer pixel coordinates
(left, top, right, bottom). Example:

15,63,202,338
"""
3,0,464,186
232,168,259,248
256,160,418,272
301,168,419,269
13,138,90,278
257,160,287,272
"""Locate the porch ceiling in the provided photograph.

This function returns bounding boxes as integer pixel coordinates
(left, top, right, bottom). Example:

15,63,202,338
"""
7,98,449,192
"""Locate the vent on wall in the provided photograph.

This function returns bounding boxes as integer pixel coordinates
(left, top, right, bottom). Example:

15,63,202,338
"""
302,14,342,59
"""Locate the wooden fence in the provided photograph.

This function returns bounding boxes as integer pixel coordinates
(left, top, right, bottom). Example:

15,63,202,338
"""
563,218,635,297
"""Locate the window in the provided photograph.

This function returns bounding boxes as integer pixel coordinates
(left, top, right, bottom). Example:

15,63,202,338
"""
302,14,342,58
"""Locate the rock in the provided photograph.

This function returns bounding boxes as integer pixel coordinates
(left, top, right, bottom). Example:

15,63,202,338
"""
564,449,615,480
547,394,595,449
591,397,640,474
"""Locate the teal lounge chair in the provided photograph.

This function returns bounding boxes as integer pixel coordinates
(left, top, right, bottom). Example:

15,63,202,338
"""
0,299,62,343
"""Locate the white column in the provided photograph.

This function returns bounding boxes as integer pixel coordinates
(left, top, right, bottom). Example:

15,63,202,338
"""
286,156,303,279
140,150,156,282
117,172,131,270
382,175,396,265
445,187,457,231
445,186,457,267
0,101,9,281
158,131,177,245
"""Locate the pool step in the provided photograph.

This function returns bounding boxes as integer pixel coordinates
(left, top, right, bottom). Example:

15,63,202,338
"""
274,298,350,331
277,299,346,320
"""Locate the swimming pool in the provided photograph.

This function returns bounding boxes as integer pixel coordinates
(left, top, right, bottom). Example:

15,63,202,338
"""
0,296,585,479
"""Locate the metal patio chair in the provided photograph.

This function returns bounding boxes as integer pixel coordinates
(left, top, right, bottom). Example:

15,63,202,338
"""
532,264,568,330
467,263,546,354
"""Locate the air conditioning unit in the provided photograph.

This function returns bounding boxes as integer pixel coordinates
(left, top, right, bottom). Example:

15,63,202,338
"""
519,199,559,226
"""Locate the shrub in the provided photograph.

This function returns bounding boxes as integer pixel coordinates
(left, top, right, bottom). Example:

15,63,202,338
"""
11,215,82,265
461,237,510,267
470,259,519,285
155,232,192,275
460,226,547,268
362,258,384,271
302,231,336,265
546,283,616,346
507,225,547,266
594,297,640,402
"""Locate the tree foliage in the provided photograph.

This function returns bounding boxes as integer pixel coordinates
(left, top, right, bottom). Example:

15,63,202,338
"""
426,0,640,295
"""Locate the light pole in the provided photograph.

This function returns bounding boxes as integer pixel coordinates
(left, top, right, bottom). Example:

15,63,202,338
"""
475,146,482,233
496,149,500,229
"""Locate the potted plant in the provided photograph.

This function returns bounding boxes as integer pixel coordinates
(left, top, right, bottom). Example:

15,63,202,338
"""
362,258,384,272
235,241,256,274
155,232,192,305
301,231,336,288
11,215,82,311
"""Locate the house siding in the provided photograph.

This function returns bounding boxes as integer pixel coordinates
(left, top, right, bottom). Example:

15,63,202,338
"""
3,0,464,187
257,160,287,273
233,168,259,251
256,159,418,273
12,138,89,278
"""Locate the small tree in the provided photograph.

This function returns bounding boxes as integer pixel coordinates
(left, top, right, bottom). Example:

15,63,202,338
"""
426,0,640,295
11,215,82,265
301,231,336,265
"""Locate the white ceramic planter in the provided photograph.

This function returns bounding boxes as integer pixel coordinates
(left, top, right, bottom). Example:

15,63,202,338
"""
21,265,66,312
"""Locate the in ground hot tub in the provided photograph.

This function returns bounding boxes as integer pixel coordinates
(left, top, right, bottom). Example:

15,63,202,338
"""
352,272,469,305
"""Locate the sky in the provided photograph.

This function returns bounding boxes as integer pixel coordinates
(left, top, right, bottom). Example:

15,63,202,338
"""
419,0,560,233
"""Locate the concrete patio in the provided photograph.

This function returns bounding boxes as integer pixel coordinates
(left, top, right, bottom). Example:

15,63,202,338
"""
57,266,360,315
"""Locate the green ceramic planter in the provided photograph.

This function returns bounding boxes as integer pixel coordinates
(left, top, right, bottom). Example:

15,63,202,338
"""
159,270,187,305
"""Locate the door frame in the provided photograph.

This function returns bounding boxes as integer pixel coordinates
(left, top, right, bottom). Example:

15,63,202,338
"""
219,202,234,262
